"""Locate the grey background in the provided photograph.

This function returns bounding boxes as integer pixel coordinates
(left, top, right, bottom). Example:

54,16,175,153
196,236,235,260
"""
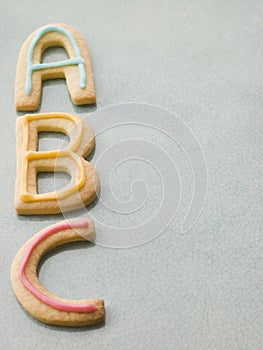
0,0,262,349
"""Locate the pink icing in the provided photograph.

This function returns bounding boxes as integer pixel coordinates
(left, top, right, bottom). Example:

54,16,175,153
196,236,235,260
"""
19,219,97,313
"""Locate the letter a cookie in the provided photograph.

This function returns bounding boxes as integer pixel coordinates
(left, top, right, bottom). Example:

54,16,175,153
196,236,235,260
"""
15,23,96,111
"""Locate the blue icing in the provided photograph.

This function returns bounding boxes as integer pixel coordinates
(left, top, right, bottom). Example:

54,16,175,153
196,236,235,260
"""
25,25,86,95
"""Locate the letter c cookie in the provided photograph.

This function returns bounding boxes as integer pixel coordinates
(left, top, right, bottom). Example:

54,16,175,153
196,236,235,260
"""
11,219,105,327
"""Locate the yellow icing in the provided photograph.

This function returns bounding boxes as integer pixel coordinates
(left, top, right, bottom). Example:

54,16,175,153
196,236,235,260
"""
20,113,86,202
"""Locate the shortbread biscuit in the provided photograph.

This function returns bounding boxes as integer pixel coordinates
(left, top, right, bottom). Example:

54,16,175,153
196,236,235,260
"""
15,23,96,111
11,219,105,327
15,112,100,215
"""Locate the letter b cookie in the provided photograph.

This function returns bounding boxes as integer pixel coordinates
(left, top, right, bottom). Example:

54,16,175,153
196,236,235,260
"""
15,112,100,215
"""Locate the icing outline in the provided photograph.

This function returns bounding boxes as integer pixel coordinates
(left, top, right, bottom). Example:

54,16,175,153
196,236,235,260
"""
20,113,86,202
19,219,97,313
25,25,86,95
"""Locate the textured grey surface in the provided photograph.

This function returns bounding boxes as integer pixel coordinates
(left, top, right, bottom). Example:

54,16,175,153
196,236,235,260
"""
0,0,262,349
